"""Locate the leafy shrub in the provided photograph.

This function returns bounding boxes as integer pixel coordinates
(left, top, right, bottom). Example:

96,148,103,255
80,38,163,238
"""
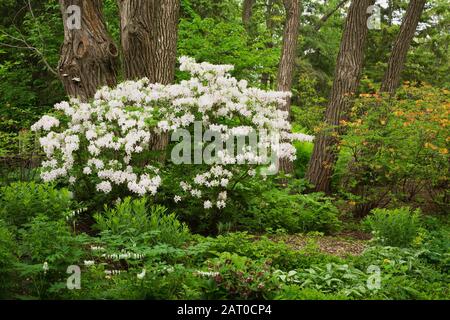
244,189,342,234
94,197,190,247
0,220,17,297
337,85,449,216
201,252,280,299
19,215,85,265
16,215,87,298
354,246,449,299
273,263,376,299
364,207,421,247
66,262,205,300
31,57,305,214
0,182,72,227
187,232,342,271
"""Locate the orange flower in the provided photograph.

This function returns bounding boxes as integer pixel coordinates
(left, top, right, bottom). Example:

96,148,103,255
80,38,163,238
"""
439,148,448,155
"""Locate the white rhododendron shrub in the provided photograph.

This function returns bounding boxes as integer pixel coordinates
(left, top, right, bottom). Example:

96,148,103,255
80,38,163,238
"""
31,57,313,208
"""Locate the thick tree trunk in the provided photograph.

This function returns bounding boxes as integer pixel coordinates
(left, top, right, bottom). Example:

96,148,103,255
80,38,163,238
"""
118,0,180,158
380,0,426,94
151,0,180,85
58,0,119,101
305,0,374,193
277,0,300,111
118,0,180,84
117,0,153,80
276,0,300,175
242,0,256,34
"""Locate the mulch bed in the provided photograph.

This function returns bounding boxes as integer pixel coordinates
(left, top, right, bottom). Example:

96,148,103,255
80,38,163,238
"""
272,232,372,257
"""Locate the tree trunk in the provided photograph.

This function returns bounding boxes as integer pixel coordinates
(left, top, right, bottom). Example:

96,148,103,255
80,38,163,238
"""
277,0,300,111
117,0,153,80
276,0,300,174
118,0,180,158
58,0,119,101
380,0,426,94
242,0,256,34
118,0,180,84
305,0,374,193
261,0,275,88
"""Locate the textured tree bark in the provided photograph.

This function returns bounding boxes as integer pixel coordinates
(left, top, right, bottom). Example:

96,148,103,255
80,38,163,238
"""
118,0,180,84
277,0,300,111
58,0,119,101
118,0,180,158
117,0,153,80
242,0,256,34
305,0,374,193
380,0,426,94
276,0,300,175
261,0,275,88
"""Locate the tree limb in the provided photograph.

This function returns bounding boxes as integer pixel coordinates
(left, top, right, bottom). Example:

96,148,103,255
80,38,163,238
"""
315,0,349,31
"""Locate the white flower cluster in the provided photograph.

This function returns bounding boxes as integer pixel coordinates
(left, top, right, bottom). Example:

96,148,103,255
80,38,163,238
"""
31,115,60,131
32,57,312,207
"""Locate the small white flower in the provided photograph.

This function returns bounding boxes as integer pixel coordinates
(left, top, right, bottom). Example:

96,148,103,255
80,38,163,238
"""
204,200,212,209
216,200,226,209
43,262,49,273
96,181,112,194
174,195,182,203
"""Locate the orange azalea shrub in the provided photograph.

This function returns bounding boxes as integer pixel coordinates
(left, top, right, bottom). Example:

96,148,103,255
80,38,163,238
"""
336,84,449,216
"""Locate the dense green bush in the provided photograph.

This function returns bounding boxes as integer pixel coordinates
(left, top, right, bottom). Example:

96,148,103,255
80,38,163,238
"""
273,263,377,299
0,219,17,297
16,215,87,298
0,182,73,227
337,85,449,216
243,189,342,234
202,252,280,299
353,245,449,300
364,207,421,247
94,197,190,247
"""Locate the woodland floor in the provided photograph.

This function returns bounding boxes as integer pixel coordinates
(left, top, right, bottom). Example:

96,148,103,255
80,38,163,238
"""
272,232,372,257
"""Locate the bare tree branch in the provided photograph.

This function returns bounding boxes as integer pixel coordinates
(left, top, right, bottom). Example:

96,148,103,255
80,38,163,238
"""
0,2,58,76
315,0,349,31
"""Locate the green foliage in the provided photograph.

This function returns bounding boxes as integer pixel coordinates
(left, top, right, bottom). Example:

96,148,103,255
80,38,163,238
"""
244,189,342,234
337,85,450,215
16,215,87,298
364,207,421,247
19,215,84,265
0,219,17,297
187,232,341,271
94,197,190,247
274,263,376,299
275,286,347,300
202,252,280,299
353,245,449,299
0,182,73,227
177,16,280,86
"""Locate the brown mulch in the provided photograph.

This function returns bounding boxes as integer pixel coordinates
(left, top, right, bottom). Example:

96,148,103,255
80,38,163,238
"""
272,233,371,257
